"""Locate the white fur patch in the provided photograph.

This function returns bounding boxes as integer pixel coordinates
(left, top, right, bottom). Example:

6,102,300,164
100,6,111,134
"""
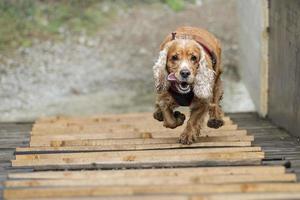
153,48,169,92
193,46,215,99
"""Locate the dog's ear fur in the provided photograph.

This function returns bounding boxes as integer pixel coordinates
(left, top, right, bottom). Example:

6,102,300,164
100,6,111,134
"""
153,45,170,92
193,46,216,99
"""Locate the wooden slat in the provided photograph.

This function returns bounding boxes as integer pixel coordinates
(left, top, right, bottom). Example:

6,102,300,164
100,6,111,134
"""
33,135,254,147
28,130,248,145
17,141,253,153
4,195,188,200
11,150,264,169
4,183,300,199
36,113,231,124
191,193,300,200
33,117,233,128
5,173,296,187
6,193,300,200
19,196,187,200
32,114,230,126
8,166,285,180
30,125,238,135
9,113,298,200
32,120,233,131
14,147,262,160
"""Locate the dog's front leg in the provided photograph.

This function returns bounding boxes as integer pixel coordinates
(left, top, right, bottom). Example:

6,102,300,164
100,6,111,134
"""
154,93,185,129
207,71,224,129
161,104,178,129
179,102,208,144
153,104,164,122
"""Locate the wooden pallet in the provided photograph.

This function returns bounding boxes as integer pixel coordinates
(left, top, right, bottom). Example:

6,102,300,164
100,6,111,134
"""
4,112,300,199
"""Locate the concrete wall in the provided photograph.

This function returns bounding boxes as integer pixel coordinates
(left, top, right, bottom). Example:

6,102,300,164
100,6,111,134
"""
237,0,269,116
268,0,300,137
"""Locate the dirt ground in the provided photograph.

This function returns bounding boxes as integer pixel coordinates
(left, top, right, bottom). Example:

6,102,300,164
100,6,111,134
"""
0,0,254,121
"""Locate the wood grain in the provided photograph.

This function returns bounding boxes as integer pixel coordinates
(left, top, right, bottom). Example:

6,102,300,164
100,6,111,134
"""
4,183,300,199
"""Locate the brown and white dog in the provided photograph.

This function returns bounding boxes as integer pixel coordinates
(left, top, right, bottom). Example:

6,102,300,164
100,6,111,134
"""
152,26,224,144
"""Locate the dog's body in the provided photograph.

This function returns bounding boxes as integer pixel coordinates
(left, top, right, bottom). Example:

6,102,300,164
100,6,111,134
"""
152,26,224,144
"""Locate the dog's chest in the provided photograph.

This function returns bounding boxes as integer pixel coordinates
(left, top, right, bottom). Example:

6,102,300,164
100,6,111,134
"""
168,88,194,106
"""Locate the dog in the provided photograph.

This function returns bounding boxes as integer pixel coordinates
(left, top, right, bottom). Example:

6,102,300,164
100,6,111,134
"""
152,26,224,144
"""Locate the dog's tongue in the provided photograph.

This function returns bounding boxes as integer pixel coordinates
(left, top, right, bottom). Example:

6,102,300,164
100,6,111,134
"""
167,73,177,82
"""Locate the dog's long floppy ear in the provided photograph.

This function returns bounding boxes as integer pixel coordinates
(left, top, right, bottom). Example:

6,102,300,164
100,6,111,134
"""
193,46,216,99
153,45,170,93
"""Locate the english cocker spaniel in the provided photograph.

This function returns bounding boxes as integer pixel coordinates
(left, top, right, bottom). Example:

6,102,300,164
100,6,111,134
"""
152,26,224,144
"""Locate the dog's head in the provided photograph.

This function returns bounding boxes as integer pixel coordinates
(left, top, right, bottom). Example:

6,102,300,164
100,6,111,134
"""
153,38,215,99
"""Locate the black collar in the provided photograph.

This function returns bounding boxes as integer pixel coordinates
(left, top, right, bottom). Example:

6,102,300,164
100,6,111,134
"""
168,86,194,106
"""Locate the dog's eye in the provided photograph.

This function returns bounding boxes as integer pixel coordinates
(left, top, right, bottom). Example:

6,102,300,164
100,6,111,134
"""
191,55,197,61
171,55,178,61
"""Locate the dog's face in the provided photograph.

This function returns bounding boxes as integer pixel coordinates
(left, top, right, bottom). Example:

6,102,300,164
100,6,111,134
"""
153,38,215,99
166,39,201,93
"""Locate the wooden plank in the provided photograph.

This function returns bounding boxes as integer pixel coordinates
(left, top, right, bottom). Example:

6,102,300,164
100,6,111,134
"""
11,151,264,169
3,196,188,200
35,112,162,123
31,126,236,135
9,196,186,200
12,159,262,170
31,135,254,147
35,112,174,123
30,125,238,135
4,183,300,199
17,141,253,153
7,166,285,180
31,121,234,132
14,147,262,160
33,117,233,127
191,193,300,200
29,130,248,145
8,193,300,200
5,173,296,187
36,114,231,124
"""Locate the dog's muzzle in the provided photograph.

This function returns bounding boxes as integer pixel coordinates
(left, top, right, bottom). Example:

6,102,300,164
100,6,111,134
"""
167,73,191,94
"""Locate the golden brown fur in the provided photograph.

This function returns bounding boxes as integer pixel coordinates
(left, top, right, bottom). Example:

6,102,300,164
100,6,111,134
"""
153,26,224,144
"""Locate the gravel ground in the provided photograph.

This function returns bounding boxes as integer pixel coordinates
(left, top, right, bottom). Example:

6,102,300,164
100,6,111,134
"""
0,0,254,122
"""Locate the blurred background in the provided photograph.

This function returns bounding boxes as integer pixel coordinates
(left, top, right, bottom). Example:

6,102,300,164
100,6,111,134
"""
0,0,256,121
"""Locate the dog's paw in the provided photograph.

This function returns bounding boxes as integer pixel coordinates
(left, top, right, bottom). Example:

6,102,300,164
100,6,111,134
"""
173,111,185,126
163,120,178,129
178,132,196,145
153,111,163,122
207,118,224,129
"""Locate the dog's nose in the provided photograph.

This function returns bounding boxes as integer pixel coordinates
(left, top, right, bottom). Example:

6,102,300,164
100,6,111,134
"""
180,70,191,78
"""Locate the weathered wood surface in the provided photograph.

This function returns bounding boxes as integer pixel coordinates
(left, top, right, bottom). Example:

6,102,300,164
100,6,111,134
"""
0,123,32,200
4,183,300,199
2,112,300,199
11,114,260,170
269,0,300,137
28,130,247,146
7,166,286,179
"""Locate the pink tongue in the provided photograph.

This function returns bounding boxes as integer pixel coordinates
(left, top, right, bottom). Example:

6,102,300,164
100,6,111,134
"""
167,73,177,82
